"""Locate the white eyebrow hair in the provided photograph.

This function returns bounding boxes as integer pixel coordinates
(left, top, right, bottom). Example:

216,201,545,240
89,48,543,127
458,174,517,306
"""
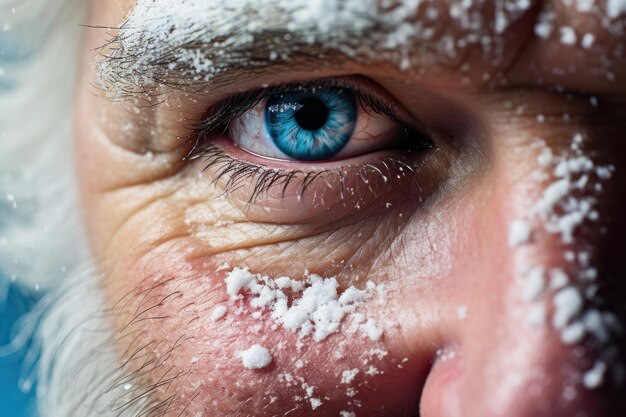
96,0,537,97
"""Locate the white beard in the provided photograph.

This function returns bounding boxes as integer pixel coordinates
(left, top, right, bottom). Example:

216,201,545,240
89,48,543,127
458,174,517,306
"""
31,265,152,417
0,1,153,415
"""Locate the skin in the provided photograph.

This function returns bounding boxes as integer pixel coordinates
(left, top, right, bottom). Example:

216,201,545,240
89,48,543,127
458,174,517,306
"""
75,1,626,416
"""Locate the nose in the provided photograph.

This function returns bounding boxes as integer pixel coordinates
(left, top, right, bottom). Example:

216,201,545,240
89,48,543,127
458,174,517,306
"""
422,296,626,417
419,137,626,417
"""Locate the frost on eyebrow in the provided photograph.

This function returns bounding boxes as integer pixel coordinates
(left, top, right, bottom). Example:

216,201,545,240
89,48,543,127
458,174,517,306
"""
96,0,539,96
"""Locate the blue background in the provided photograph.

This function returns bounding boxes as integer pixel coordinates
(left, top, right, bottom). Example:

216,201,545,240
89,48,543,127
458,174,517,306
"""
0,280,39,417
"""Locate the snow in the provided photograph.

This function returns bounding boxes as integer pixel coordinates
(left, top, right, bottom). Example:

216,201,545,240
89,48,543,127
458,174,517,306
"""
583,310,615,345
552,287,584,329
99,0,553,91
239,344,272,369
226,267,256,298
211,304,228,321
581,33,595,49
224,267,385,342
559,26,577,45
574,0,594,12
582,361,607,389
508,219,532,247
549,269,569,290
362,319,383,341
560,321,586,345
519,136,623,391
341,369,359,384
522,266,545,302
607,0,626,18
310,397,322,410
532,135,612,246
537,147,554,167
534,179,570,218
534,20,553,39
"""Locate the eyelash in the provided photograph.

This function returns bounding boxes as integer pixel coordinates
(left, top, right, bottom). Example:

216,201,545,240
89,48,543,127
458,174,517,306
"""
193,143,421,205
186,79,432,203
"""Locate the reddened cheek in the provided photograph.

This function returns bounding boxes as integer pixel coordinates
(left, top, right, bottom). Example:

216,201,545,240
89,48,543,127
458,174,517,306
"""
105,248,440,416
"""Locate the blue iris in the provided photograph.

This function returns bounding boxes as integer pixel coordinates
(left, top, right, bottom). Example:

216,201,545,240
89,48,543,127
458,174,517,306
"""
264,87,357,161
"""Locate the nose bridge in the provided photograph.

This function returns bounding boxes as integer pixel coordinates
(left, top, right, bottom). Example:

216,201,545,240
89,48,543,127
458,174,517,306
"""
461,135,626,416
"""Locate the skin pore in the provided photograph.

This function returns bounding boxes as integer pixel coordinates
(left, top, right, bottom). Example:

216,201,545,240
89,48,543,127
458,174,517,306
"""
74,1,626,416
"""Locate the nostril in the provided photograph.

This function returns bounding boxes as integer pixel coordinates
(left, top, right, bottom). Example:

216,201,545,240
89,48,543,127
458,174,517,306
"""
419,345,464,417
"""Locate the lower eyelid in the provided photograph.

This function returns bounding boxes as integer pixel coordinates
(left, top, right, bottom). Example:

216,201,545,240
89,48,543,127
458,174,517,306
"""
212,137,406,170
193,140,451,225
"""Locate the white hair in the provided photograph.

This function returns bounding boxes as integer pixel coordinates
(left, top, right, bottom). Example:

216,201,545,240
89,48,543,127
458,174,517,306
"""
0,0,87,292
0,2,149,416
27,265,149,417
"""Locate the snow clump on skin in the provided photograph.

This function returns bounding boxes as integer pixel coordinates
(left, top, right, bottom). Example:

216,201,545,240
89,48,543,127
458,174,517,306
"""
511,133,623,393
225,267,386,342
210,304,228,322
239,344,273,369
509,218,533,247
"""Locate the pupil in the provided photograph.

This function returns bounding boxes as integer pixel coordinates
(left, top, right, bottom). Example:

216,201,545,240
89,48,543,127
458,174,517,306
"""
294,97,328,131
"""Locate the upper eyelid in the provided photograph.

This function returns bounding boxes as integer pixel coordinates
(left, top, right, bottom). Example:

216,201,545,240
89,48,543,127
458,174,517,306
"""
192,77,413,137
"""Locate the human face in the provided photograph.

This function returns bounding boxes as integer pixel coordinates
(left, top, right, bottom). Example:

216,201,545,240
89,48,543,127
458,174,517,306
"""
75,1,626,416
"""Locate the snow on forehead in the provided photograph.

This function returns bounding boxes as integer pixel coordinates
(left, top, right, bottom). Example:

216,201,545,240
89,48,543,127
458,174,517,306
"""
128,0,405,24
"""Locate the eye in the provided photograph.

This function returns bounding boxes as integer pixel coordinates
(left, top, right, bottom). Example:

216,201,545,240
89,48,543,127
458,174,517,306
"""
189,77,446,219
265,87,356,160
227,80,421,163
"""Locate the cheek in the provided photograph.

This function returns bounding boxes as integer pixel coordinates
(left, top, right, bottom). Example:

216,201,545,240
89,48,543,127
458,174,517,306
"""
106,244,438,417
88,140,463,416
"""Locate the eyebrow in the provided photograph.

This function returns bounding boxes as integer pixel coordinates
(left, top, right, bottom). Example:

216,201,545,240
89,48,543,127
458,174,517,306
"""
98,24,367,97
96,0,531,98
97,2,397,97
